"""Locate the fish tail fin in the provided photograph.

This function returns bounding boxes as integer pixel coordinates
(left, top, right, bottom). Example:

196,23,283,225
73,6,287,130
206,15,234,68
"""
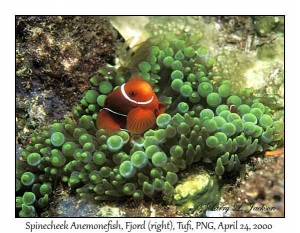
97,109,121,135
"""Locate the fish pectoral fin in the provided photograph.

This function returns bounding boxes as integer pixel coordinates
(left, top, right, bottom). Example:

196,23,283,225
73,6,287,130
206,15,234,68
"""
126,107,156,134
97,109,121,135
155,102,166,116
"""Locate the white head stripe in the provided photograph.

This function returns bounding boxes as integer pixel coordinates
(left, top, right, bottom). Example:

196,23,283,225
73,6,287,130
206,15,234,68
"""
121,83,154,105
103,108,127,117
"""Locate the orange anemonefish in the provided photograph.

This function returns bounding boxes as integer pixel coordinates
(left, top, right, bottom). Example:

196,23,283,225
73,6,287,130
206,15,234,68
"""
96,76,166,135
264,148,284,157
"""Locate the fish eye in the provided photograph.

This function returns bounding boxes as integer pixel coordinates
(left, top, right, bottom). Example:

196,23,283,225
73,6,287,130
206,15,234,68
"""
129,91,137,97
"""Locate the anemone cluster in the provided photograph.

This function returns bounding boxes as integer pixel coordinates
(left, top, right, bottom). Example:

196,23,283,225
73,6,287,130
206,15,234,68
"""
16,33,284,217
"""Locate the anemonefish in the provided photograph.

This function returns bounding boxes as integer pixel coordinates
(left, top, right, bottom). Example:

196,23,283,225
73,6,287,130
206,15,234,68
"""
264,148,284,157
96,76,166,135
227,103,240,114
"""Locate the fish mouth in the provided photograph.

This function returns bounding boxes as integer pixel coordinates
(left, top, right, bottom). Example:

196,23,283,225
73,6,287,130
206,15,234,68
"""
121,84,154,105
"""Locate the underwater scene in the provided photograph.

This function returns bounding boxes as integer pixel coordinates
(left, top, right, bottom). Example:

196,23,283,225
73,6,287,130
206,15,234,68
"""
16,16,284,217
